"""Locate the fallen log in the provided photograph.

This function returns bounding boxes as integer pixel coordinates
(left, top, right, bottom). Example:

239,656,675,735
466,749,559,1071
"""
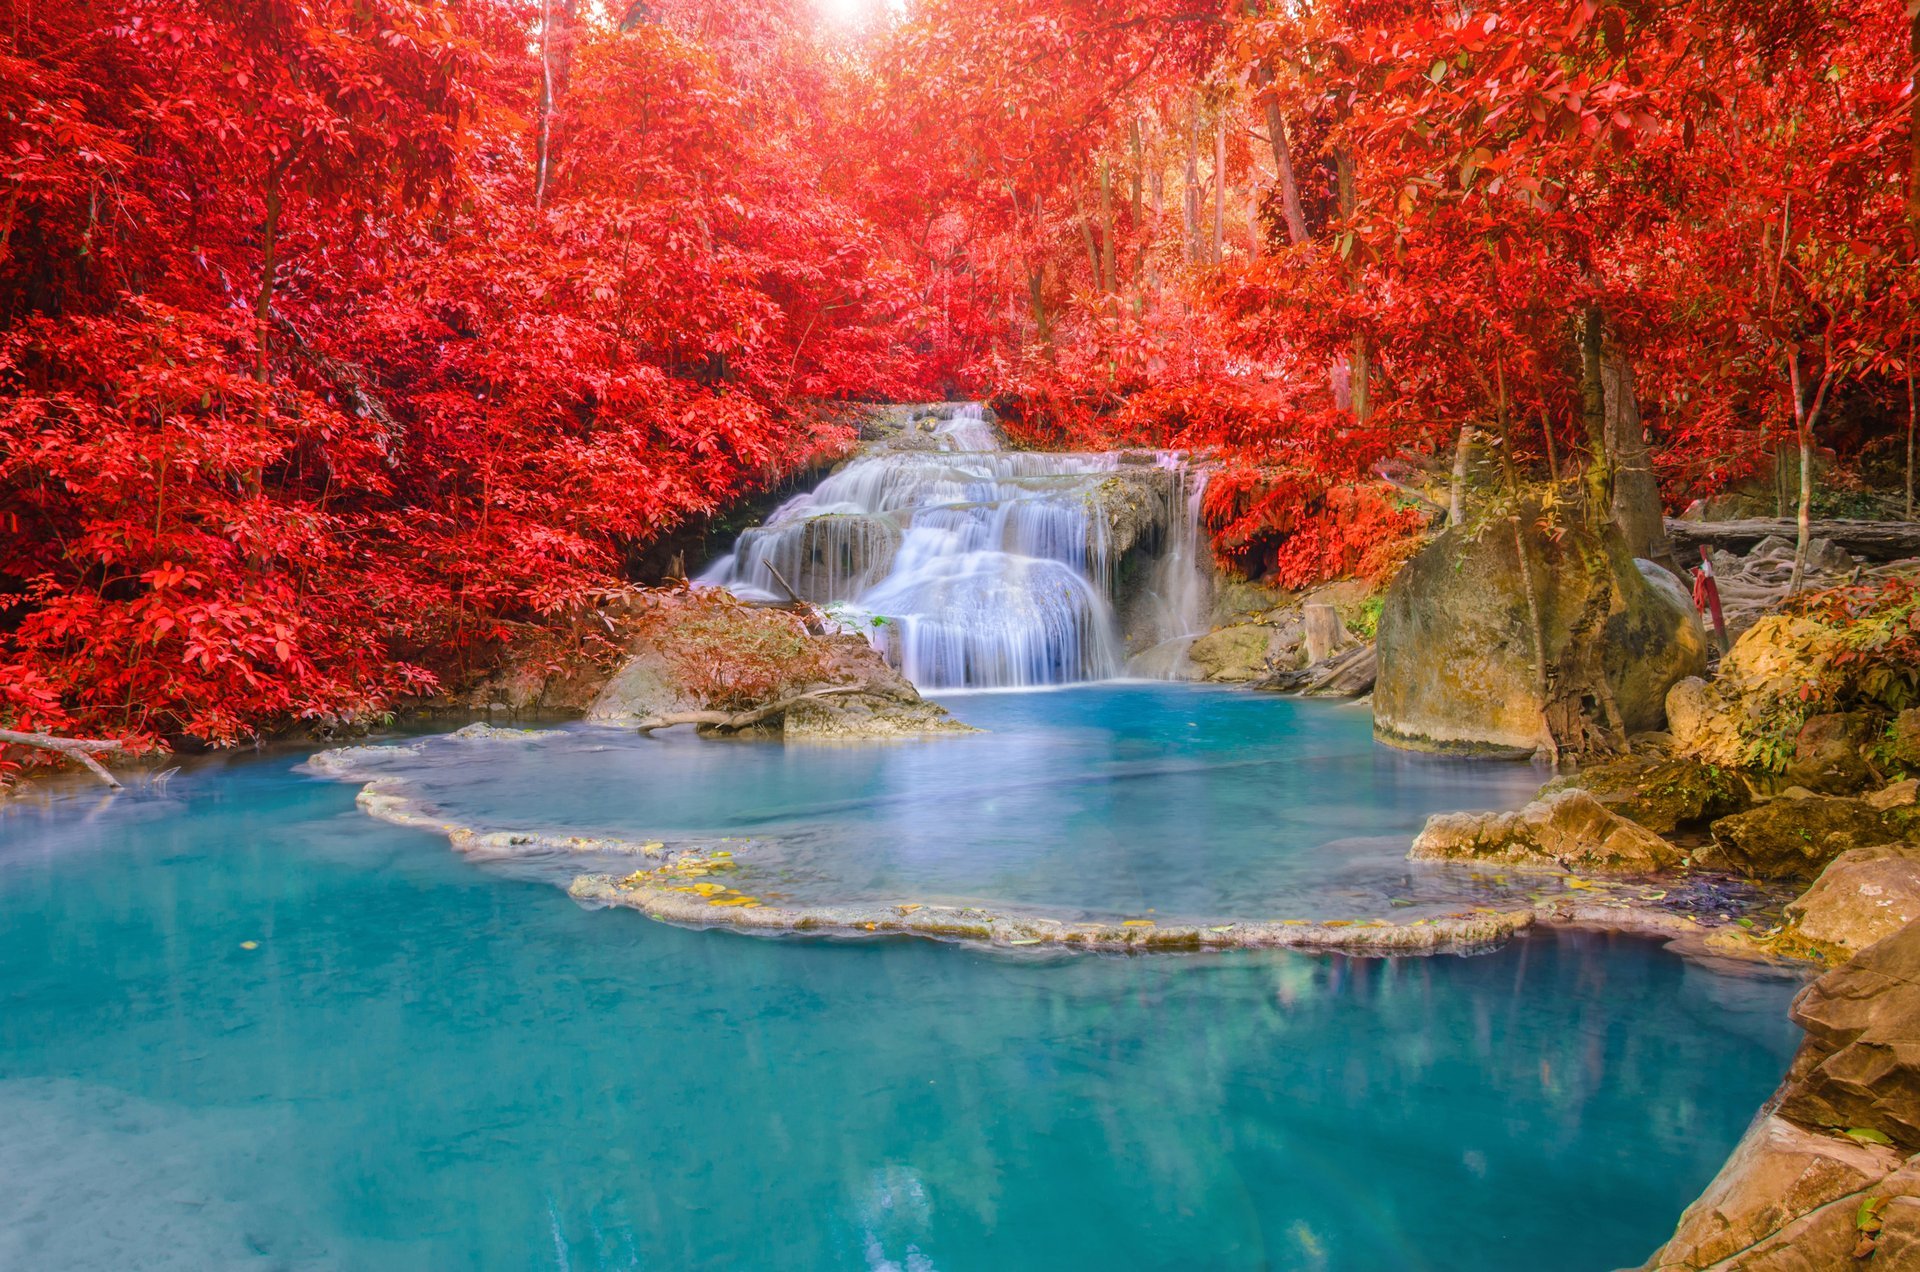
0,729,129,789
633,683,875,736
1255,642,1377,698
1665,518,1920,562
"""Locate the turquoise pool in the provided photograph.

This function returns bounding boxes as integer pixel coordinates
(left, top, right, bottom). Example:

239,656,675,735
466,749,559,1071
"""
0,687,1802,1269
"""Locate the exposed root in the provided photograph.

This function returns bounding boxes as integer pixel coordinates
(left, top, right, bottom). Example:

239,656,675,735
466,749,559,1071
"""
0,729,129,789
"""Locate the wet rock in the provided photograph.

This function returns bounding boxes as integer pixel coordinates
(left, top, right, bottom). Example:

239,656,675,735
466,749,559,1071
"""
1410,788,1685,874
1374,505,1707,755
1785,847,1920,956
587,594,971,739
1541,755,1750,835
1782,711,1879,795
1698,796,1903,882
1779,918,1920,1153
1641,1116,1906,1271
1187,625,1273,682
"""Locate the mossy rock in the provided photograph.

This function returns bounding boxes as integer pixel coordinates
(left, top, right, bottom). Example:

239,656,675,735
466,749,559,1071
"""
1543,756,1752,836
1698,796,1905,882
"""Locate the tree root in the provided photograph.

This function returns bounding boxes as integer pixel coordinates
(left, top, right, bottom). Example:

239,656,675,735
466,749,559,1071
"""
633,683,878,736
0,729,129,789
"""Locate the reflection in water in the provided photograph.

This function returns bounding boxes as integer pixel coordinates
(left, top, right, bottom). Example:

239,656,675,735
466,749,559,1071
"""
0,750,1802,1271
332,684,1553,921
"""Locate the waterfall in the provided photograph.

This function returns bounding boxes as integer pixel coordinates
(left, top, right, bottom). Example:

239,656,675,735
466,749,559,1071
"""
699,404,1209,690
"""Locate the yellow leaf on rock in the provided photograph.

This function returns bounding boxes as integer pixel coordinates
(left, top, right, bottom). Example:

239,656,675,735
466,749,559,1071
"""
1121,919,1156,927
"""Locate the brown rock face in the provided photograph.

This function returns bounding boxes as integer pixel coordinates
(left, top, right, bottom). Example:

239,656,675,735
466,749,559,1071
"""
1783,711,1879,795
1409,788,1686,874
1779,919,1920,1153
1698,796,1903,882
1786,847,1920,956
1373,508,1706,755
1642,1115,1904,1271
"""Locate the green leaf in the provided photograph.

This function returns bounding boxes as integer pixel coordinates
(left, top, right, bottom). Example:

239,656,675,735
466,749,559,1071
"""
1845,1127,1893,1147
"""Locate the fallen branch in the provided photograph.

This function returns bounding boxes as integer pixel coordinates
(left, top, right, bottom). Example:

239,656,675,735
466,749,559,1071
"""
0,729,129,789
634,683,875,735
1665,518,1920,563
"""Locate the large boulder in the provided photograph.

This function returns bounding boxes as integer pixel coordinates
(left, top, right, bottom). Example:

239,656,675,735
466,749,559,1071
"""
1187,624,1275,682
1697,795,1904,882
1642,1116,1910,1271
1781,711,1879,795
1779,918,1920,1152
1409,788,1686,874
587,591,972,740
1891,708,1920,773
1374,507,1707,755
1785,846,1920,957
1645,920,1920,1270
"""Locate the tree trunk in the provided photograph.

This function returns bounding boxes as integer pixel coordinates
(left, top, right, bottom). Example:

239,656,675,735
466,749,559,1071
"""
1078,215,1102,293
1578,306,1612,523
1027,266,1050,347
1908,353,1916,521
536,0,554,208
1212,113,1226,264
1250,62,1308,245
1601,347,1676,568
1448,422,1473,526
1184,94,1202,263
1098,157,1116,294
253,170,284,389
1786,346,1836,594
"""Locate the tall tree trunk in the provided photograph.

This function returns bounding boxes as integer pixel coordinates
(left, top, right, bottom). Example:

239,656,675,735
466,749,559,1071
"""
1909,4,1920,241
1449,422,1474,526
1098,158,1116,295
1212,113,1226,263
1252,66,1308,246
1907,353,1916,520
1027,267,1050,347
1787,343,1837,594
1078,215,1102,293
536,0,554,208
1602,347,1677,569
1129,120,1144,226
1335,146,1369,422
1578,306,1612,523
253,173,283,391
1183,95,1202,263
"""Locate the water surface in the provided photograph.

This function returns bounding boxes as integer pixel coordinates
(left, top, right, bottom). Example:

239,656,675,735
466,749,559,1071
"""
0,736,1801,1271
336,684,1550,921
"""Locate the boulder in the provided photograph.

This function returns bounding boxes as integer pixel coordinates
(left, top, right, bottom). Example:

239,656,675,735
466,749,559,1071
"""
1869,779,1920,812
1698,796,1902,882
1540,755,1750,835
587,592,972,740
1777,918,1920,1153
1186,625,1272,682
1374,506,1707,755
1892,708,1920,772
1665,677,1713,752
1410,788,1686,874
1641,1116,1907,1271
1785,846,1920,956
1781,711,1879,795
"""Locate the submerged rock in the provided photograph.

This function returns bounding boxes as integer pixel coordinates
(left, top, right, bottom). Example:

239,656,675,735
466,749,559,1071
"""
1698,795,1904,882
1373,506,1706,755
1409,788,1685,874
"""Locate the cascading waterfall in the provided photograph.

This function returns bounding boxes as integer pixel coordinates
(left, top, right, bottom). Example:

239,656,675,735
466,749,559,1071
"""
700,404,1210,690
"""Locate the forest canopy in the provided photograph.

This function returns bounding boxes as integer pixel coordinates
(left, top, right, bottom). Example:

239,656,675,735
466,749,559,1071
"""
3,0,1916,749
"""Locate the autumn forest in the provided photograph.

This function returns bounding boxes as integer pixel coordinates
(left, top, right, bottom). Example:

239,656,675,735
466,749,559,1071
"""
3,0,1916,752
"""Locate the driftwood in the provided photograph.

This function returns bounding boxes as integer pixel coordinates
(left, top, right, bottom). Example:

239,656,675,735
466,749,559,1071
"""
1665,518,1920,563
634,683,874,736
0,729,128,789
1256,643,1377,698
